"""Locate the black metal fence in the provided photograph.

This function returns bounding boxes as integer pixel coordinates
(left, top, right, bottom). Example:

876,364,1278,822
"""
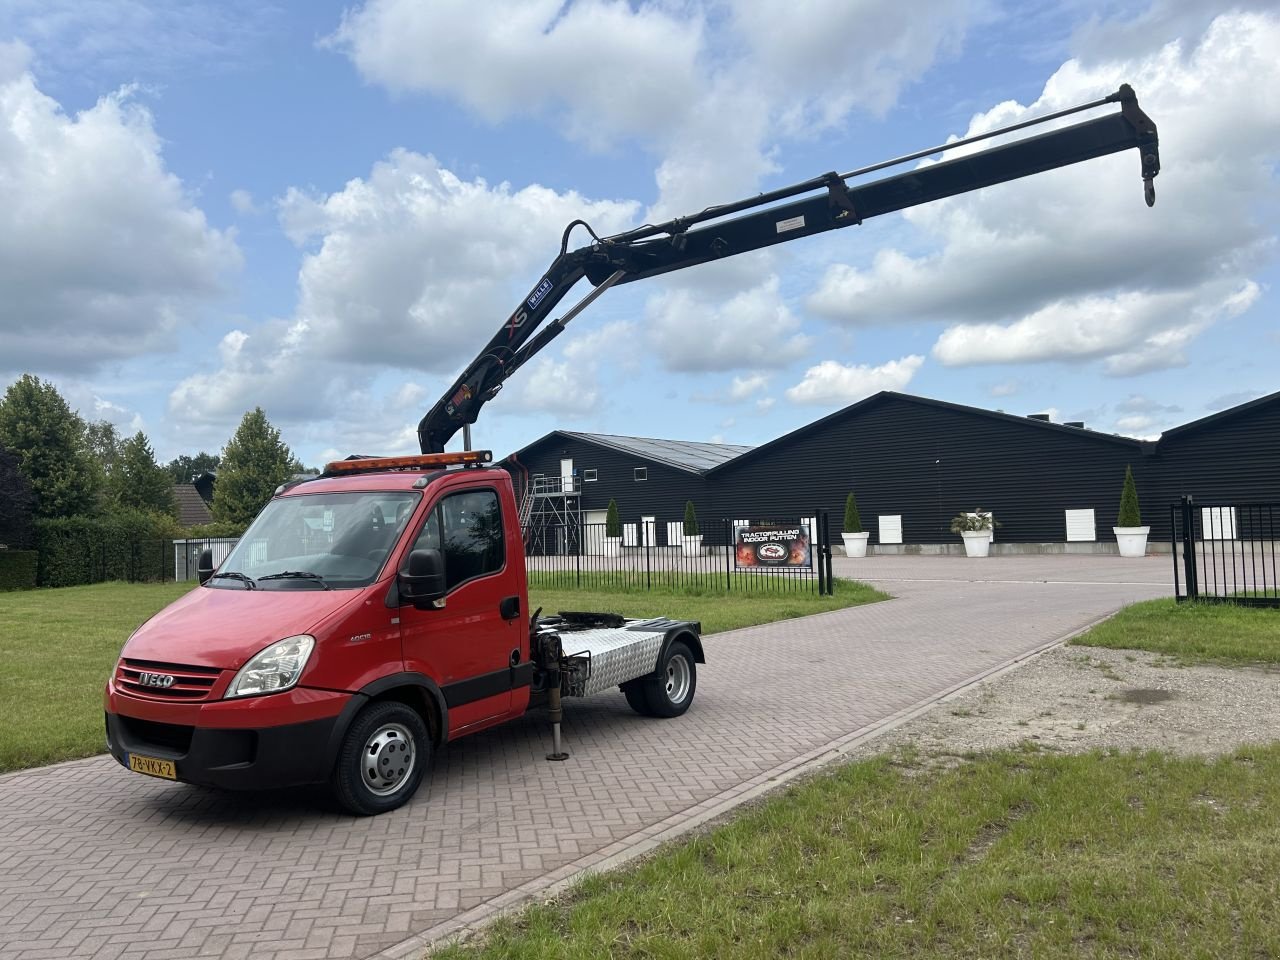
1171,497,1280,607
524,514,836,595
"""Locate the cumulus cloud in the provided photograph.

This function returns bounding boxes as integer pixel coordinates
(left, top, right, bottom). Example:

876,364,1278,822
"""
0,57,241,374
932,281,1258,373
786,354,924,406
169,149,639,446
807,12,1278,375
277,149,638,373
326,0,978,214
644,275,810,372
1116,394,1182,415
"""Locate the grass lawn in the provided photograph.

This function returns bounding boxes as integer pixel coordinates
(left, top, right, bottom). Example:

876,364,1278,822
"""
436,744,1280,959
0,575,884,773
529,576,887,636
0,581,196,772
1071,597,1280,665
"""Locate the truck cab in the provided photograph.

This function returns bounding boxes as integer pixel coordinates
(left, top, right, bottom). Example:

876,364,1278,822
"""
106,453,703,815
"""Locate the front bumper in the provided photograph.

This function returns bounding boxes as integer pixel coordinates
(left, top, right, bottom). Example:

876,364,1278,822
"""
105,686,355,791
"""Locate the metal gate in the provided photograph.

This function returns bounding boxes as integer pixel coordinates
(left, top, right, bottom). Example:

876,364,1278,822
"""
1172,496,1280,607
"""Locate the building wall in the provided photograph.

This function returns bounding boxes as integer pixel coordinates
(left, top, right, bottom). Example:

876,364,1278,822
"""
1148,396,1280,540
504,435,712,546
707,396,1154,545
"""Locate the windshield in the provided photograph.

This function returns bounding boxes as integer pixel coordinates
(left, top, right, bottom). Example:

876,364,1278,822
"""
212,490,420,590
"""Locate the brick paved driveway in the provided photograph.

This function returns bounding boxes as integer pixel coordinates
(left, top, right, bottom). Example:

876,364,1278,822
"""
0,557,1170,959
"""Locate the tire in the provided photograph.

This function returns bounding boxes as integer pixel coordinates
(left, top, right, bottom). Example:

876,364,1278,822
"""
330,701,430,816
623,685,655,716
638,640,697,718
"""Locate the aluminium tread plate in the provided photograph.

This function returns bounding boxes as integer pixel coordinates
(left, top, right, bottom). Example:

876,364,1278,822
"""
558,617,687,697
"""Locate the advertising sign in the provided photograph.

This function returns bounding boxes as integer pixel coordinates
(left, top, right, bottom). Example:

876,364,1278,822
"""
734,522,812,568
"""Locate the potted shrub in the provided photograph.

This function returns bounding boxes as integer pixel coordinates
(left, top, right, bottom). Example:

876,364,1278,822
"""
603,499,623,557
950,508,998,557
681,501,703,556
841,492,870,558
1113,465,1149,558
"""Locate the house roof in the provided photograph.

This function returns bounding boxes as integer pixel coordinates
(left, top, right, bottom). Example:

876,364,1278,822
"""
507,431,754,475
173,485,213,527
1157,389,1280,440
706,390,1147,475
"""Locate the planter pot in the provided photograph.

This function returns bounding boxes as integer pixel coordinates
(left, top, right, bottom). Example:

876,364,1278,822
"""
602,536,623,558
681,535,704,556
841,532,870,558
961,530,991,558
1113,525,1150,558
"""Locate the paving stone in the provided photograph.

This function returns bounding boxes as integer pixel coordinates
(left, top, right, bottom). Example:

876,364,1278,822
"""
0,556,1169,959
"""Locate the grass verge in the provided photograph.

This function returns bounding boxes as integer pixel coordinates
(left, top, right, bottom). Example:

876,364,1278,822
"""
436,744,1280,959
1071,597,1280,665
0,575,884,772
0,581,196,772
529,575,887,635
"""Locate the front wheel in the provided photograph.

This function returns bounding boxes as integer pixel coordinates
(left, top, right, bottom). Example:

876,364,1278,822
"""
635,640,697,718
330,701,430,816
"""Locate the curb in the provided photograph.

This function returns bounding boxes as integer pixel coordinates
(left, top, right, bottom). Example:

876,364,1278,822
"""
369,608,1121,959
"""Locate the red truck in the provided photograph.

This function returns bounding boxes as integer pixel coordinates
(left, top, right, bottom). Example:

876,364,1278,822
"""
106,86,1160,814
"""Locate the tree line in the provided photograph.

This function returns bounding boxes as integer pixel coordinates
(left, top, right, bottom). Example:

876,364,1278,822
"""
0,374,312,548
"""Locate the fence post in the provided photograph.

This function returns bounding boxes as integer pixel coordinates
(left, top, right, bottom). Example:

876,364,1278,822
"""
1170,504,1180,600
725,518,732,592
815,510,826,596
1180,495,1197,600
822,511,833,596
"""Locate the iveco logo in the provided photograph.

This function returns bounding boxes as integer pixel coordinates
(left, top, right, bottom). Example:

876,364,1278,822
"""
138,672,176,689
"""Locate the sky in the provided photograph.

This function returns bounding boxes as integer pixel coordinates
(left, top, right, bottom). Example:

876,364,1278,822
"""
0,0,1276,468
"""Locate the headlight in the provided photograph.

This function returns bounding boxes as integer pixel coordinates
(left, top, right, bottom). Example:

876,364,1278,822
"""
227,635,315,698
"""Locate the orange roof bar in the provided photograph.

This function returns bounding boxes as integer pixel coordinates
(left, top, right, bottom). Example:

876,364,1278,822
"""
324,450,493,474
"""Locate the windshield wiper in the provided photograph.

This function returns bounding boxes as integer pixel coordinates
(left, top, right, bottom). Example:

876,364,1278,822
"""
210,571,257,589
257,571,331,590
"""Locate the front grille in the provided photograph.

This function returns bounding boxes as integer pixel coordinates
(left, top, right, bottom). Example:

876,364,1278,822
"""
117,658,223,701
118,715,195,753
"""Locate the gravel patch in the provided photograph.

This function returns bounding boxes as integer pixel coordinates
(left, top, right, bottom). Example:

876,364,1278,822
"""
865,644,1280,761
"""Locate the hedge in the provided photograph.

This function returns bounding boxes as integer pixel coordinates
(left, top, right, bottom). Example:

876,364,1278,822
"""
35,512,178,588
0,550,37,590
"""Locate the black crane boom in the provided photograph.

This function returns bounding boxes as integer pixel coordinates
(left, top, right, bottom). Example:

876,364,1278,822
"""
418,84,1159,454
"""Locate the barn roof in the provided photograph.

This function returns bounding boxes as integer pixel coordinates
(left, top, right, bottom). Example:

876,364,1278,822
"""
706,391,1147,475
507,431,754,475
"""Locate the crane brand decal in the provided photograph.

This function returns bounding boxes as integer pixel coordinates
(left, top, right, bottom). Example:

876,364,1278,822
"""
526,277,553,310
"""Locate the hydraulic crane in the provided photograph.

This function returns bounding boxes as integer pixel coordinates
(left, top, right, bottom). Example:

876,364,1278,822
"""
418,84,1160,454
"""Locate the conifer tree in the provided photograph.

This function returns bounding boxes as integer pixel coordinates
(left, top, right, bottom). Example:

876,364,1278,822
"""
213,408,294,525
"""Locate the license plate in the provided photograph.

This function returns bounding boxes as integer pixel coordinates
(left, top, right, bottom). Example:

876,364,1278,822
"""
128,754,177,780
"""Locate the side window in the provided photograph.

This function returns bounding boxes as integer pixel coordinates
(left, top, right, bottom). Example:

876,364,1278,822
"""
412,509,441,553
437,489,505,590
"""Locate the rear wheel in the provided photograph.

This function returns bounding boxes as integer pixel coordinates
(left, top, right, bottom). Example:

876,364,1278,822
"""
330,701,430,816
637,640,697,718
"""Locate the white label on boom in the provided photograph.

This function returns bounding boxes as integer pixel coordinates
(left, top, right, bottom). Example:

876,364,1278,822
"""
775,215,805,233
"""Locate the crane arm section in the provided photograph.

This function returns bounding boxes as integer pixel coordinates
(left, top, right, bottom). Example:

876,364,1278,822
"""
418,84,1159,453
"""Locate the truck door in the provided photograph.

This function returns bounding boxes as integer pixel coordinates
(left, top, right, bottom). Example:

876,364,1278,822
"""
399,485,524,734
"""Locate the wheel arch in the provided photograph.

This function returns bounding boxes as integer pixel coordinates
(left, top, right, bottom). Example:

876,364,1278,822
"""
661,626,704,666
327,673,449,761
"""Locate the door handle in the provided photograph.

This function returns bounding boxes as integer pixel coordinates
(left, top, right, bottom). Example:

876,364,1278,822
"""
499,595,520,620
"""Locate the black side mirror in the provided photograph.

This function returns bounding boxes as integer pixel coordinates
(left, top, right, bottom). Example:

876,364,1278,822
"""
197,548,215,585
399,548,446,608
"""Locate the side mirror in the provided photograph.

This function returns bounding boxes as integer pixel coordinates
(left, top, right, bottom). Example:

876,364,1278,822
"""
197,548,215,585
399,548,446,608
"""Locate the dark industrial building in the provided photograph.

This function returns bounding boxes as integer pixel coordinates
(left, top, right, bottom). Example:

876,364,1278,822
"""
503,389,1280,553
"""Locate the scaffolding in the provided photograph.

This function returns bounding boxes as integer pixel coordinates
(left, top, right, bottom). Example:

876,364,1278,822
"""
524,475,583,556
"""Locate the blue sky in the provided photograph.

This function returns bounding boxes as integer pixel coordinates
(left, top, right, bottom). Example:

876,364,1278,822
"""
0,0,1276,468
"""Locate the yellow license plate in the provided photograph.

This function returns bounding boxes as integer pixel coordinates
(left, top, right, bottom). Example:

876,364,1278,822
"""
128,754,177,780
